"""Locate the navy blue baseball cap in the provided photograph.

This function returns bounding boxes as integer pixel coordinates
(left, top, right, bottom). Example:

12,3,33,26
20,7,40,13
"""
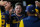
25,4,35,13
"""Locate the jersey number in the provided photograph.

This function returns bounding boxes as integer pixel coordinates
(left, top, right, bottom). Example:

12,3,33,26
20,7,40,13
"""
1,15,5,27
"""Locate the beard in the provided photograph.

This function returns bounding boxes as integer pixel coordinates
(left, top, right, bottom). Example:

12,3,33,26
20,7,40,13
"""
17,13,22,15
16,12,22,15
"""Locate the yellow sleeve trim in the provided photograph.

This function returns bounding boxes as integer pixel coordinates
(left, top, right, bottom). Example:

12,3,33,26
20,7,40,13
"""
35,9,39,13
6,23,10,27
19,20,24,27
0,9,1,27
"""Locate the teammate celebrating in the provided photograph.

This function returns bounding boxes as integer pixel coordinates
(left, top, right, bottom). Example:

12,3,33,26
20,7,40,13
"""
19,4,40,27
4,1,13,27
0,0,9,27
6,2,25,27
35,1,40,18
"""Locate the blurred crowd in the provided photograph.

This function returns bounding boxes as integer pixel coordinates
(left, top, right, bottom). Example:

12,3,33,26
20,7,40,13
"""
0,0,40,27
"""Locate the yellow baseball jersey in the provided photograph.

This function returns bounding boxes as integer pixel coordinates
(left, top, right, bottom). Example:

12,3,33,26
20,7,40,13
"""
0,9,10,27
0,9,6,27
0,9,1,27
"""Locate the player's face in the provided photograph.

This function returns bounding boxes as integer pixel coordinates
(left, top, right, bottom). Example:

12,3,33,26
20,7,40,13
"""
4,2,11,9
15,5,22,14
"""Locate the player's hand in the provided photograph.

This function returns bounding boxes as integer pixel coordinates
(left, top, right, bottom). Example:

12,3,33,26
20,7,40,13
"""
35,1,40,7
0,0,7,6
